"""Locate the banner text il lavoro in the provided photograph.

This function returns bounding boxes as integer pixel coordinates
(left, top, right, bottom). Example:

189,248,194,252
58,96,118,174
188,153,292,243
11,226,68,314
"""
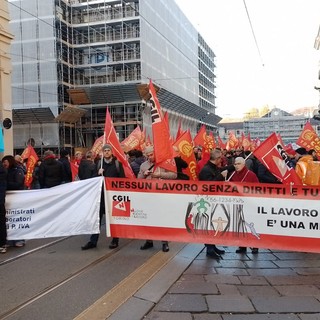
105,178,320,253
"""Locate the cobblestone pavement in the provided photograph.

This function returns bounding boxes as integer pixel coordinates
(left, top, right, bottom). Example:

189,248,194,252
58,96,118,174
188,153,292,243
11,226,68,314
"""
142,246,320,320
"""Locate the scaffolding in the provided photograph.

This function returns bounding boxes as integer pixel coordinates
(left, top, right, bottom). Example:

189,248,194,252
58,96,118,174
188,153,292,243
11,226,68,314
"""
54,0,142,149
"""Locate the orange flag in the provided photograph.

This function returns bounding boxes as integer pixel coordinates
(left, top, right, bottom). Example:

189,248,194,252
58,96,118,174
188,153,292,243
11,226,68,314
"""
241,132,251,151
226,131,238,150
296,121,320,156
121,126,143,152
91,135,104,158
104,108,135,178
24,146,39,188
173,130,198,180
148,80,176,172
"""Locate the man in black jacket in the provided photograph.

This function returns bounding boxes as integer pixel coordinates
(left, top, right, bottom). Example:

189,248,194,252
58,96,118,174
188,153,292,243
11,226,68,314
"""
199,149,234,259
82,144,125,250
59,149,72,183
78,151,98,180
39,150,64,188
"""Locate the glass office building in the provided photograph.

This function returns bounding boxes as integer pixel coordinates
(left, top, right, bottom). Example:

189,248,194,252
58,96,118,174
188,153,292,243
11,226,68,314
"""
9,0,219,152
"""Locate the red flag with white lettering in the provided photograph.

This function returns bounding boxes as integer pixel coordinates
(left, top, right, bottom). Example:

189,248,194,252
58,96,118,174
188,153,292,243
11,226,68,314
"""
104,109,135,178
91,135,104,158
121,126,143,153
296,121,320,157
253,133,301,185
148,80,176,172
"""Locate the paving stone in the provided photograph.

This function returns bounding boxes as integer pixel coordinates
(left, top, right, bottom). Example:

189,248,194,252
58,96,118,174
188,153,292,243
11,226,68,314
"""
183,264,216,275
294,268,320,275
193,314,223,320
154,294,207,312
223,252,250,261
221,314,300,319
273,252,320,260
145,311,193,320
242,253,279,261
179,274,206,281
239,275,269,285
217,284,241,295
237,285,280,297
216,268,249,276
273,260,320,268
274,285,320,296
244,260,279,268
205,274,241,285
169,280,218,294
251,296,320,313
108,296,154,320
248,268,297,276
213,260,247,268
266,275,320,285
298,314,320,320
206,295,255,312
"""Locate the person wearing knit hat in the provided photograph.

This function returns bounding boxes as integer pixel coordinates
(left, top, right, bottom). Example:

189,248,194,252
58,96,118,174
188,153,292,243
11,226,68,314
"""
102,144,112,151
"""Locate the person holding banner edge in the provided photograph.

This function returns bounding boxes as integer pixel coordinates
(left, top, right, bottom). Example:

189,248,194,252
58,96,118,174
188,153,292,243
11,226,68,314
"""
81,144,125,250
199,149,235,259
138,145,177,252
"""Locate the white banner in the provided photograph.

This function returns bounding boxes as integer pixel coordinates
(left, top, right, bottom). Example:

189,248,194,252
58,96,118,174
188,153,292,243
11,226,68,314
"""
6,177,103,240
105,178,320,253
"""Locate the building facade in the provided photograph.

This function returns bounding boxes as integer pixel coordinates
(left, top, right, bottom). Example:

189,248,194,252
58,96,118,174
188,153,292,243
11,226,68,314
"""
243,108,318,145
8,0,219,154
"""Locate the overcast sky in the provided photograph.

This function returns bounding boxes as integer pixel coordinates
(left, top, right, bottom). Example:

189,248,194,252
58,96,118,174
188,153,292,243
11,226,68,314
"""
175,0,320,118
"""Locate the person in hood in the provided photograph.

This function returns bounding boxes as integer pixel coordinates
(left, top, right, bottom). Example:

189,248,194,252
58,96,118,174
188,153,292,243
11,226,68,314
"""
39,150,64,188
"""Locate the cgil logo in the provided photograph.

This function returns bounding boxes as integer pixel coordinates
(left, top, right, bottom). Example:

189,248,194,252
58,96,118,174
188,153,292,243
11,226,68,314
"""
112,195,131,217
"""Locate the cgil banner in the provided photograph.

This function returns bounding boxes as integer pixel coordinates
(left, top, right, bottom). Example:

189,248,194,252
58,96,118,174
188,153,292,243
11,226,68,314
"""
105,178,320,253
6,177,103,240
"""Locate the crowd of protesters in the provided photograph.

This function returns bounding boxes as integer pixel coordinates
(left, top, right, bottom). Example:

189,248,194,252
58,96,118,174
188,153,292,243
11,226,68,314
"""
0,141,318,255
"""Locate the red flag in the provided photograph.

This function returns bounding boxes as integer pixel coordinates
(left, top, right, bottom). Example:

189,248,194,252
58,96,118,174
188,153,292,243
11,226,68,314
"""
121,126,143,153
104,109,135,178
208,131,217,150
173,131,198,180
217,136,226,149
175,119,183,141
24,146,39,188
148,80,176,172
193,125,207,148
21,146,31,160
91,135,104,158
253,133,301,185
296,121,320,157
70,162,79,181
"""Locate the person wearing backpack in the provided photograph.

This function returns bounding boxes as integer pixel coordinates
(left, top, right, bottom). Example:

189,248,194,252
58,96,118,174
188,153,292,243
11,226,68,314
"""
81,144,125,251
